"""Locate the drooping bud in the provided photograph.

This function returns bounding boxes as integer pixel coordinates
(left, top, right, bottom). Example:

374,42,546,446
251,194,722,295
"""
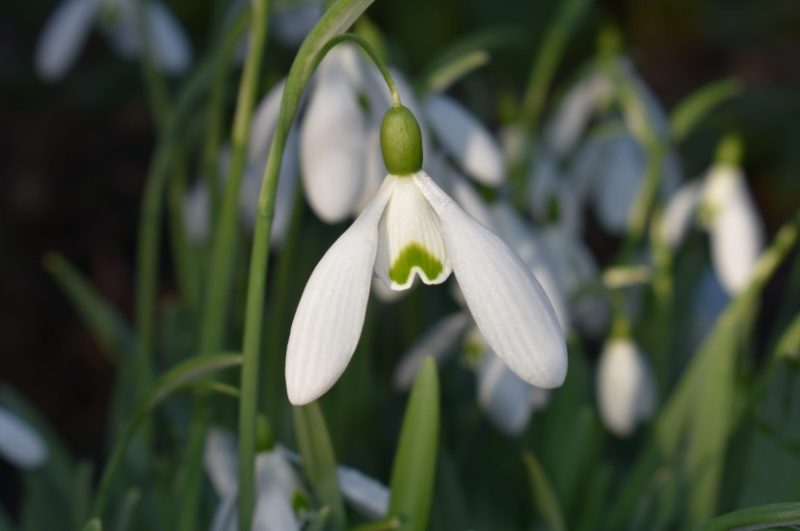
380,105,423,175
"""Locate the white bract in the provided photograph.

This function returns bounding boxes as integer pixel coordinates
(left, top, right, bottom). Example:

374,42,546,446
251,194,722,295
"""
596,338,656,437
286,168,567,405
35,0,192,81
0,406,48,469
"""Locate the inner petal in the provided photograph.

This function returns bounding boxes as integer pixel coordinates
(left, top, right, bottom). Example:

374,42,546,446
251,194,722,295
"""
375,175,451,290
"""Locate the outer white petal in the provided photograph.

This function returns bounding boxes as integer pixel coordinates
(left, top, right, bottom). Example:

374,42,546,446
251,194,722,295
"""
210,494,237,531
661,179,702,249
35,0,97,81
619,58,670,141
414,172,567,388
704,165,764,295
147,2,192,74
527,152,559,222
183,181,211,244
423,93,505,186
248,80,286,162
596,338,656,437
594,133,645,234
490,203,569,332
203,428,239,497
545,69,613,158
392,312,472,391
0,407,47,469
476,350,536,436
285,181,391,405
338,466,390,519
374,176,452,290
300,63,366,223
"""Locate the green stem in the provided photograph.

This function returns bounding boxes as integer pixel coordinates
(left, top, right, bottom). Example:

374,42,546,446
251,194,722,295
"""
176,2,269,530
521,0,590,132
236,2,380,529
699,502,800,531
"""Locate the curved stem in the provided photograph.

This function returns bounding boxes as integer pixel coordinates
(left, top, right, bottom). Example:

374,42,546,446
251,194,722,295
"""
326,32,401,106
236,3,378,530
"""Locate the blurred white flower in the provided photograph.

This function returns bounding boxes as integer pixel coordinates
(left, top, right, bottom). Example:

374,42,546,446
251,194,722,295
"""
702,164,764,295
183,81,299,248
596,337,656,437
35,0,192,81
204,428,389,530
271,0,323,47
423,93,506,186
392,312,549,436
285,167,567,404
0,406,48,469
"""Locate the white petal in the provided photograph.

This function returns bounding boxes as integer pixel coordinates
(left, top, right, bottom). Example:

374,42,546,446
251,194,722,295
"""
476,351,536,436
300,60,366,223
285,181,391,405
0,407,47,469
596,338,656,437
490,204,569,332
423,93,505,186
619,58,670,141
249,80,286,161
183,181,211,244
661,179,702,249
147,2,192,74
338,466,390,519
35,0,97,81
203,428,239,497
252,452,301,531
704,165,764,295
271,1,322,47
545,68,613,158
374,176,452,290
593,133,645,234
414,172,567,388
392,312,472,391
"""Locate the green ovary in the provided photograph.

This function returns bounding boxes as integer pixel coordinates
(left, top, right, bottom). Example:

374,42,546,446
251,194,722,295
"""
389,242,444,285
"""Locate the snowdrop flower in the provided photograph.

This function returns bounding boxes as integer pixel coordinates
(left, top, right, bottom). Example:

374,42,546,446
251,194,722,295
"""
570,127,680,234
286,104,567,405
701,162,764,295
183,81,299,247
596,337,656,437
35,0,192,81
393,314,549,436
0,406,47,469
204,428,389,530
660,136,764,295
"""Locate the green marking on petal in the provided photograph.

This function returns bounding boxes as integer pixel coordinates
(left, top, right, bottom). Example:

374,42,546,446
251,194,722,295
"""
389,242,444,285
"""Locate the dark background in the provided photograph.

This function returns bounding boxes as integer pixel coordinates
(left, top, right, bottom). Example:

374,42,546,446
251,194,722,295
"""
1,0,798,505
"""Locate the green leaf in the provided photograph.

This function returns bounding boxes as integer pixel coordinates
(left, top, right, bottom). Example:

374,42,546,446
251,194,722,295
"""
43,252,135,362
113,489,141,531
388,357,440,531
606,213,800,529
699,502,800,531
349,516,403,531
522,452,566,531
293,403,346,529
669,78,742,142
91,353,243,519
